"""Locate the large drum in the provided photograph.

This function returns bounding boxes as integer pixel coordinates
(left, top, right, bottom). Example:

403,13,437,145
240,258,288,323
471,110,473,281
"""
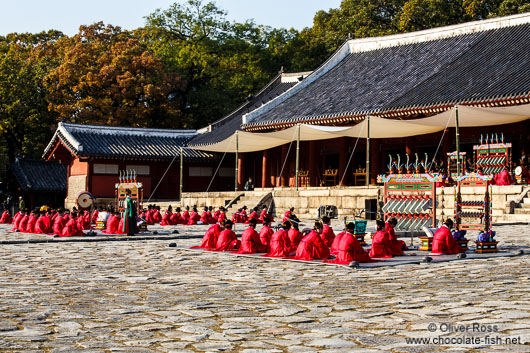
76,191,94,209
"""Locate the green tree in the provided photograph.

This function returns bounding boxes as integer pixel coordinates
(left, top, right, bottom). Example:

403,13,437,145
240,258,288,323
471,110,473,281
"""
0,31,62,163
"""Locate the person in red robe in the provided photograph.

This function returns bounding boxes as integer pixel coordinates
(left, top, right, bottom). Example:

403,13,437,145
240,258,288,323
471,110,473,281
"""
144,206,154,225
213,207,221,221
330,229,347,255
118,215,128,235
17,210,30,232
432,218,464,254
237,218,266,254
52,210,66,235
182,206,190,224
172,207,184,225
283,208,294,222
327,222,371,264
199,207,210,224
258,215,274,253
187,207,200,225
82,210,91,230
231,208,244,223
194,222,224,249
63,211,71,223
102,213,120,234
161,206,173,226
214,220,240,251
495,167,512,186
321,216,335,247
12,210,24,230
246,207,259,224
265,221,292,257
61,213,85,237
0,210,12,224
35,212,51,234
259,206,272,224
295,221,331,260
217,207,227,224
153,206,162,224
385,218,407,255
239,206,248,223
369,220,393,258
207,206,216,224
288,222,304,251
91,209,99,225
24,209,38,233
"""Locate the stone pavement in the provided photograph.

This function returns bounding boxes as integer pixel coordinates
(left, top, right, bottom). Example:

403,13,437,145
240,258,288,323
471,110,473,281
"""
0,221,529,352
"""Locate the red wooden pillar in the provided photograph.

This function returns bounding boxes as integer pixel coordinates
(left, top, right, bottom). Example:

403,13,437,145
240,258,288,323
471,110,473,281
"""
262,150,270,188
280,144,288,187
370,139,381,185
237,153,245,191
406,137,415,156
339,138,348,185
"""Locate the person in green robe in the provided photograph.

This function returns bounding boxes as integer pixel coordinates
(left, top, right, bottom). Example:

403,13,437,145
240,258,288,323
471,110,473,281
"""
123,189,138,235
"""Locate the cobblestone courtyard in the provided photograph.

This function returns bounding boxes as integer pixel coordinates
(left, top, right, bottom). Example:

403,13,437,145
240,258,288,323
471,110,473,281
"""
0,222,529,352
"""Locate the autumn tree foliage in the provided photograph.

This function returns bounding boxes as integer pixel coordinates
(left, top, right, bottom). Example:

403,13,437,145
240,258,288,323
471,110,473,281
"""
45,23,184,128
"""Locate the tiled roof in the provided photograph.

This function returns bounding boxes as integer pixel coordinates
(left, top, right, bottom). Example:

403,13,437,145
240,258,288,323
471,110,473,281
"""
189,73,305,146
43,123,214,160
12,158,67,192
243,14,530,130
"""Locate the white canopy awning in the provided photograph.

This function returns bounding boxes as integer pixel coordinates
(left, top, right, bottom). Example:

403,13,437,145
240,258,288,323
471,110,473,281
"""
190,103,530,153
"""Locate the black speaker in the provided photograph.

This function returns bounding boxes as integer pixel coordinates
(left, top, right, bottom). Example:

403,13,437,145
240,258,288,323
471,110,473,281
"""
365,199,377,220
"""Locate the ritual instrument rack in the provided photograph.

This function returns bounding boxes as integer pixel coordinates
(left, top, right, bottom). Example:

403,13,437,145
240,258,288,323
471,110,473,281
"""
447,151,466,177
115,170,146,230
473,133,512,175
379,174,437,232
454,173,496,253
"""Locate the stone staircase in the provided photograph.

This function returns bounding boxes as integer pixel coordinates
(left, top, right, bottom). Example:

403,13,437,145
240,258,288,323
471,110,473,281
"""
502,188,530,223
225,191,271,217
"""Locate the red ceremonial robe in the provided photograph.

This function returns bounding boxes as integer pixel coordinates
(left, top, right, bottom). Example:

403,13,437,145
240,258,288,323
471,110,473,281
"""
83,211,91,230
200,212,209,224
246,211,258,224
118,218,128,234
217,212,227,224
213,210,220,220
12,212,22,230
145,211,154,225
327,232,371,264
18,215,29,232
495,170,511,186
259,225,274,253
195,224,221,249
52,216,66,235
63,214,70,222
239,210,248,223
207,211,216,224
265,229,291,257
35,216,50,234
288,228,304,251
76,217,85,232
237,227,265,254
51,212,59,223
294,230,331,260
171,212,183,225
385,223,406,255
432,226,464,254
102,215,120,234
161,211,172,226
330,231,346,255
187,211,199,225
369,231,393,258
283,210,291,222
214,229,240,251
61,219,84,237
0,211,12,224
91,210,99,225
321,224,335,247
182,211,190,224
25,215,37,233
153,210,162,224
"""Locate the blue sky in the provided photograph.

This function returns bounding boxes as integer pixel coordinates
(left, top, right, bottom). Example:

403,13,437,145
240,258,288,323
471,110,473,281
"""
0,0,342,36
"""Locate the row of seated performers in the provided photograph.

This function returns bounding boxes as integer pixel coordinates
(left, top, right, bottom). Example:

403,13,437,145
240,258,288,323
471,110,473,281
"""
7,207,93,237
193,215,465,262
